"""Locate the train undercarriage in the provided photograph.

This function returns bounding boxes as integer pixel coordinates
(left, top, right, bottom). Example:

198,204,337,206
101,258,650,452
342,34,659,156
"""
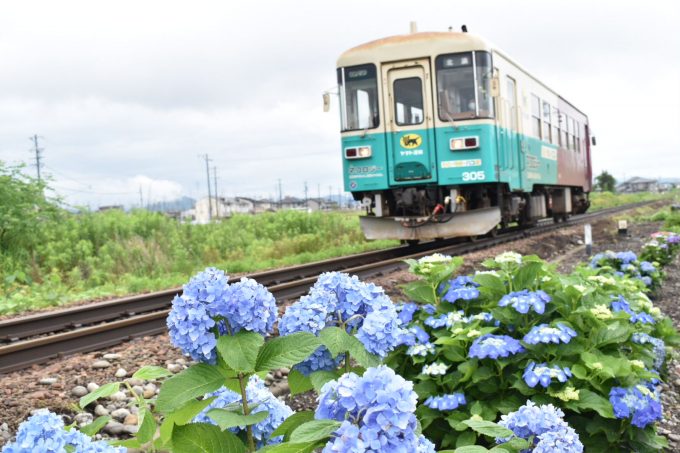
355,183,590,241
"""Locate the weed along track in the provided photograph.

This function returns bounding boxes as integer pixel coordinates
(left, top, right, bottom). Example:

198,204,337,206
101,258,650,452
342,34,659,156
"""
0,201,659,374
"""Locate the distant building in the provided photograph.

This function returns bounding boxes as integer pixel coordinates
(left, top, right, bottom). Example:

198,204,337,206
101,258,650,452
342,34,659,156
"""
616,177,658,193
97,205,124,212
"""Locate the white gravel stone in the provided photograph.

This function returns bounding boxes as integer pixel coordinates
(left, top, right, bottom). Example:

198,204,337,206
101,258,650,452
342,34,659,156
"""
92,360,111,369
39,377,58,385
108,391,127,402
103,353,121,360
87,382,100,392
126,378,144,387
114,368,128,378
74,413,93,426
111,408,131,422
94,405,109,417
71,386,88,397
131,385,144,396
167,363,183,373
104,421,126,435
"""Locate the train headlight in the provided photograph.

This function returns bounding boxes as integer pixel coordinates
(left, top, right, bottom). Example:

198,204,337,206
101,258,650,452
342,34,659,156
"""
450,136,479,151
345,146,372,159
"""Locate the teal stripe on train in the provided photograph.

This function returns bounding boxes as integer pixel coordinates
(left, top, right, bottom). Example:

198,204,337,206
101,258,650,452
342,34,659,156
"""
342,124,559,193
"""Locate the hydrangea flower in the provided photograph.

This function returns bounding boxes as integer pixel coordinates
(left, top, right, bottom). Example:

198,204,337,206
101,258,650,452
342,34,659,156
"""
497,401,583,452
469,334,524,359
397,326,430,347
316,366,434,452
422,304,436,314
632,333,666,369
281,273,403,371
167,269,278,363
498,290,551,314
407,342,436,357
495,251,522,264
440,276,480,303
609,383,662,428
611,295,655,325
424,311,465,329
194,375,292,447
397,302,418,324
640,261,656,273
1,409,125,453
423,393,466,411
410,253,453,276
422,363,448,376
464,312,495,323
523,323,577,345
616,251,638,264
523,362,572,388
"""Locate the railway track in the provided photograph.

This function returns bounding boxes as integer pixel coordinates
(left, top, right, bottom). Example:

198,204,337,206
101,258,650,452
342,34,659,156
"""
0,201,656,374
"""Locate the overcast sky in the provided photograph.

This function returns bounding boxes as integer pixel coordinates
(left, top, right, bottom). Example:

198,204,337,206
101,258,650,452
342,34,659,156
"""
0,0,678,208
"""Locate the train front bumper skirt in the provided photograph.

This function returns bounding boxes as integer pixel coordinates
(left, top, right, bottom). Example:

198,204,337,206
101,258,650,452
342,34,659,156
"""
359,207,501,240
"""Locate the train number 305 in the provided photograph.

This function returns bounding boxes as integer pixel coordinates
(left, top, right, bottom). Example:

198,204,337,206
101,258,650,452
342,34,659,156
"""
462,171,485,181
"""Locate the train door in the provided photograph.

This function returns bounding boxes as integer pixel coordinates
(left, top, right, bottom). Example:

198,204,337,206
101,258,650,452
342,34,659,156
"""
381,59,437,185
503,76,523,189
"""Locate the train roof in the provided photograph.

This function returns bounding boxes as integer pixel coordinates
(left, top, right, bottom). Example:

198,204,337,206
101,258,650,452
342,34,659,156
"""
337,31,587,119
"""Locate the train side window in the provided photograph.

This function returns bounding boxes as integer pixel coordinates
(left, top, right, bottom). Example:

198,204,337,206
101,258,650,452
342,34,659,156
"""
542,101,552,143
531,94,541,139
567,117,575,151
558,111,567,147
575,121,581,152
393,77,424,126
552,107,560,146
506,77,518,130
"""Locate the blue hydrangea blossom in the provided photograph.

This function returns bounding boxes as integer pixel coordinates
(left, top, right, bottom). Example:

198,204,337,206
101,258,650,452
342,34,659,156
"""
440,276,480,303
498,290,551,314
632,333,666,369
316,366,434,453
523,362,572,388
609,383,662,428
1,409,125,453
523,323,577,345
194,375,293,447
468,334,524,359
423,393,466,411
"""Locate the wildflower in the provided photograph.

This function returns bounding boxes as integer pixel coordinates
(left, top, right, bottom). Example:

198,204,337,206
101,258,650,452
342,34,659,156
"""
1,409,125,453
498,289,551,314
317,366,430,452
609,383,662,428
422,363,448,376
523,323,577,345
194,376,292,447
469,334,524,359
423,393,466,411
440,276,480,303
497,401,583,453
495,251,522,264
523,362,572,388
590,304,613,319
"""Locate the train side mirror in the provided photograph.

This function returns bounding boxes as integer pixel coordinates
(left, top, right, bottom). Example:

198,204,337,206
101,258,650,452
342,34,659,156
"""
591,136,597,146
490,77,500,97
323,93,331,112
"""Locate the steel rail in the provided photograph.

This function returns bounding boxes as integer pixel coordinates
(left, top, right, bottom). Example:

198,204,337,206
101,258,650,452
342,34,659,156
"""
0,200,657,374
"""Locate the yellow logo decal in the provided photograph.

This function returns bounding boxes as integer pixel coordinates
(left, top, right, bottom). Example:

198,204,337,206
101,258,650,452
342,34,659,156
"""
400,134,422,149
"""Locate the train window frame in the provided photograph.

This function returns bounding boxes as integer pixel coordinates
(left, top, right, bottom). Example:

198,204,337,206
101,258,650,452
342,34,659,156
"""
542,101,552,143
531,94,542,139
393,77,425,126
337,64,380,132
435,51,494,122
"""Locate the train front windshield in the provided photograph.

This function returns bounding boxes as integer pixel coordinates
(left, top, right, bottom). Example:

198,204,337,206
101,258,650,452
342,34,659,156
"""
436,51,494,120
337,64,379,131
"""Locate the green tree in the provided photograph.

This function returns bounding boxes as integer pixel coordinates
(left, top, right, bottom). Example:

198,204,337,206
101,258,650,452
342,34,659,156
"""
594,170,617,192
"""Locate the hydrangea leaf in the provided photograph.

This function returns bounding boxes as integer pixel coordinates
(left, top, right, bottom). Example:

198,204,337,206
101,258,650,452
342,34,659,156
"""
269,410,315,441
403,280,438,305
473,273,506,296
216,331,264,372
309,370,339,392
156,364,225,413
255,332,322,371
318,326,353,357
132,365,173,381
455,429,477,447
137,407,156,445
79,382,120,409
512,261,544,290
257,442,321,453
287,369,313,395
206,408,268,430
592,321,632,347
569,388,615,418
289,419,343,443
462,419,513,438
78,415,111,437
171,422,246,453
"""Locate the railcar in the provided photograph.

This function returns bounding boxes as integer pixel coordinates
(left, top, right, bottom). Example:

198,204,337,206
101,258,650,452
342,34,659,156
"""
332,27,593,241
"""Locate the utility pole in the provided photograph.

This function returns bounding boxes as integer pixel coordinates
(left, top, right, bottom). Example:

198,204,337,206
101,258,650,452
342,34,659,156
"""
30,135,43,182
213,166,219,219
278,178,283,209
139,185,143,208
338,188,342,209
304,181,309,209
201,154,213,221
